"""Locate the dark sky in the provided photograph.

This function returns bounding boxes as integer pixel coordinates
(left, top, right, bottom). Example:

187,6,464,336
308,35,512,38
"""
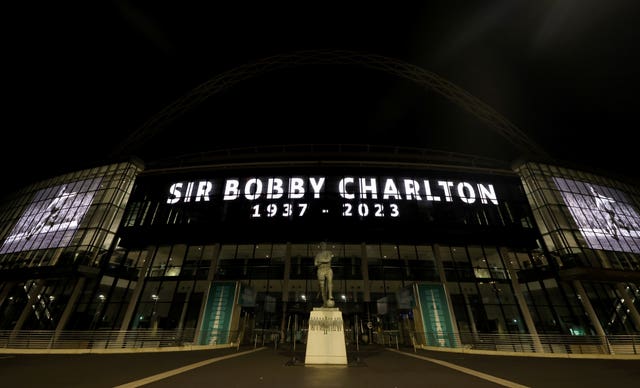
5,1,640,193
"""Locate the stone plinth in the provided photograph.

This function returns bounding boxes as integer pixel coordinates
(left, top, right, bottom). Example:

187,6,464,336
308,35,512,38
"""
304,307,347,365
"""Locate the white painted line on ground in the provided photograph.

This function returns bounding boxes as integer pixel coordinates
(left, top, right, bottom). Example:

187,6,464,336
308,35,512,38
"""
389,349,530,388
113,347,266,388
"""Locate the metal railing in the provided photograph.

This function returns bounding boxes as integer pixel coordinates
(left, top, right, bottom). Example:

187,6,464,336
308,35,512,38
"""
411,331,640,355
0,329,236,350
1,329,639,356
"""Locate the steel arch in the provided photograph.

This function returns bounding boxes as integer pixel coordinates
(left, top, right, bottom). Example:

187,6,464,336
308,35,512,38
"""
110,49,548,159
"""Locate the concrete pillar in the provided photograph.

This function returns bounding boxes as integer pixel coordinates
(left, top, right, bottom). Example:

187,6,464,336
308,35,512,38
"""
572,280,613,354
361,243,370,302
461,292,479,337
501,248,544,353
52,277,86,345
177,284,193,331
0,281,16,310
282,243,292,302
280,243,292,343
208,243,221,279
11,280,44,335
119,246,154,331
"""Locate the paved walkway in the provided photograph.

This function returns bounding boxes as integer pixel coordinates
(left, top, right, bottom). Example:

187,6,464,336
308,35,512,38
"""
1,345,639,387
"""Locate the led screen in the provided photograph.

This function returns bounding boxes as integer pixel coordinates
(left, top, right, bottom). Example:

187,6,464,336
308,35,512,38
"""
165,175,500,220
0,178,102,254
120,168,539,248
553,177,640,253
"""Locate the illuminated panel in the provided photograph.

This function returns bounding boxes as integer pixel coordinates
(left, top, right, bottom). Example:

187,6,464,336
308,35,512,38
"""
165,175,500,221
0,178,102,254
138,171,530,246
553,177,640,254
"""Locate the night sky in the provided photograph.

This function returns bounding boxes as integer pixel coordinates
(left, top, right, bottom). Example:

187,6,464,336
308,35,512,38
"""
4,1,640,193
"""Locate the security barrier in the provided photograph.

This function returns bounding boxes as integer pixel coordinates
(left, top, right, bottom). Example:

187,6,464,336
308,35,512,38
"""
1,329,639,356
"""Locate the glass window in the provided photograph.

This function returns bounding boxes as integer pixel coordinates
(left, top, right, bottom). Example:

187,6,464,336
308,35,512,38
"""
218,245,237,260
236,244,254,259
398,245,417,260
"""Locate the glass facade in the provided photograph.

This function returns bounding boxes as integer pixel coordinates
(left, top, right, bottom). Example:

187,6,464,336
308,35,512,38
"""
0,155,638,350
0,161,142,330
515,162,640,335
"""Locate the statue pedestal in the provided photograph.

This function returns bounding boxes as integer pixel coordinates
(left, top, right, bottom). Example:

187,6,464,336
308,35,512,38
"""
304,307,348,365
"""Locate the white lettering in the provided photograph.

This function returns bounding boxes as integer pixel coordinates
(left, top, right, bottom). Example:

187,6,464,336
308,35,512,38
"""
309,177,325,199
359,177,378,199
339,177,355,199
382,178,402,200
437,181,455,202
457,182,476,204
267,178,284,200
184,182,194,202
244,178,263,200
167,183,183,204
478,184,498,205
195,181,212,202
423,180,440,201
289,177,305,199
403,179,422,200
166,176,501,207
223,179,240,200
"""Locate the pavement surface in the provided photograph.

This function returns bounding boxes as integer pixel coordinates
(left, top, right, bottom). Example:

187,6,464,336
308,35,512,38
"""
1,344,639,388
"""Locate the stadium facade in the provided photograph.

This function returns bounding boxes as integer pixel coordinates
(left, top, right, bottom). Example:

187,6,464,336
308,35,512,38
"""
1,52,639,350
0,144,639,349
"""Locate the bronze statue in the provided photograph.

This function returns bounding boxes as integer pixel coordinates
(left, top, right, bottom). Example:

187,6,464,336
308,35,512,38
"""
314,243,334,307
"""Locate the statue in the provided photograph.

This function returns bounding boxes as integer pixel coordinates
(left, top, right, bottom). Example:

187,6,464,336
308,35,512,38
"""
314,243,334,308
306,242,347,365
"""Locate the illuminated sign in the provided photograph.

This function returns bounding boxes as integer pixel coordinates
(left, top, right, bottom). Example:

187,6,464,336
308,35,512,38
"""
165,176,499,219
119,170,535,245
553,177,640,254
0,178,102,254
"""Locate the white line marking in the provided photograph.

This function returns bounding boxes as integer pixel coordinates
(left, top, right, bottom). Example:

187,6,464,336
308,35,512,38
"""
389,349,530,388
113,347,265,388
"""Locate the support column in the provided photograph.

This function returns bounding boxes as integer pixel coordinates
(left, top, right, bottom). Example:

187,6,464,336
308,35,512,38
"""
461,292,479,337
52,277,86,345
432,244,461,346
177,286,192,331
0,281,16,310
573,280,613,354
501,248,544,353
280,243,292,343
282,243,292,302
361,243,370,302
11,280,44,335
119,247,154,331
